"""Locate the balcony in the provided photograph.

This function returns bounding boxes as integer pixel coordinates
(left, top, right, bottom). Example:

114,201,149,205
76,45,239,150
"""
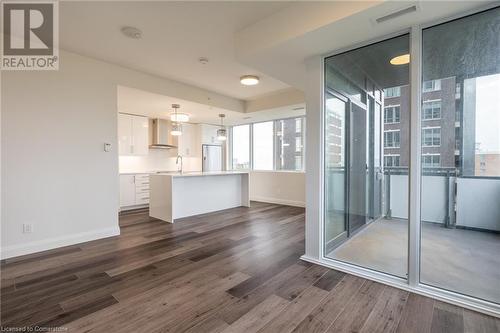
327,167,500,304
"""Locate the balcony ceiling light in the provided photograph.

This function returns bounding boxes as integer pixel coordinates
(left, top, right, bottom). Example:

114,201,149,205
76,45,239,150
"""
240,75,259,86
390,54,410,65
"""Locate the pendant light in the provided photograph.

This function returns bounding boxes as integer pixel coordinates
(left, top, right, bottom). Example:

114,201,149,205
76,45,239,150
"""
171,104,182,136
217,114,227,141
170,103,189,122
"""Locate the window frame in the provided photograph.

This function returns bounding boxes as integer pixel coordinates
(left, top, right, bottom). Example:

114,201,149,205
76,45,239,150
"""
422,99,442,120
422,79,442,92
384,86,401,98
422,126,441,147
229,116,306,172
422,154,441,168
384,154,401,167
384,129,401,148
384,104,401,124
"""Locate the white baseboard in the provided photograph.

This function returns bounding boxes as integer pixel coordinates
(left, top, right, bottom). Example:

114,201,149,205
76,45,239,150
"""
250,196,305,208
0,226,121,260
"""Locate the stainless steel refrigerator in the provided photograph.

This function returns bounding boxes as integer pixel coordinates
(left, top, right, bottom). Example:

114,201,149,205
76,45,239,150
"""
202,144,222,171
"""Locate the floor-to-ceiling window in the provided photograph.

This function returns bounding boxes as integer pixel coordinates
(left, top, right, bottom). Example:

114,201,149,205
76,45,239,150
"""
323,34,410,279
420,7,500,304
230,117,306,172
253,121,274,170
321,6,500,312
231,124,250,170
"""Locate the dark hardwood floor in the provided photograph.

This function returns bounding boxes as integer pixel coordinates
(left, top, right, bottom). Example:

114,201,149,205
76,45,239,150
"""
1,202,499,332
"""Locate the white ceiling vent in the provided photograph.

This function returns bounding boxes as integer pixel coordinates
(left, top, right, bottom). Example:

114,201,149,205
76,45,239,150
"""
375,4,418,24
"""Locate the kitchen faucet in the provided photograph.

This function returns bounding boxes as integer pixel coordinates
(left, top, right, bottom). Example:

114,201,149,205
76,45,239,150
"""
176,155,183,173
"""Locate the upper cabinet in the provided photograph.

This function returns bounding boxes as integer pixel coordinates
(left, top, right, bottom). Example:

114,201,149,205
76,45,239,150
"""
118,113,149,156
177,123,201,157
200,124,222,145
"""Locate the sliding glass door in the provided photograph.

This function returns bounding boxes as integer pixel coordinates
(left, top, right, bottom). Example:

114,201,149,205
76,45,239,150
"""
324,93,348,247
323,34,410,278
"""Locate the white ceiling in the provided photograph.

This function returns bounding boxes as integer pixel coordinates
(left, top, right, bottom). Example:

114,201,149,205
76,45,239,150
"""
118,86,305,126
236,1,493,90
60,1,291,100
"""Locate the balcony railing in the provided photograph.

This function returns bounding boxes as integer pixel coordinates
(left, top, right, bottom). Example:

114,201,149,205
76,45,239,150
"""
384,167,500,232
325,166,500,233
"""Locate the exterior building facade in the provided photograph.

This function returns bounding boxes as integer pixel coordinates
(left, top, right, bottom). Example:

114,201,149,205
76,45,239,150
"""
383,77,458,170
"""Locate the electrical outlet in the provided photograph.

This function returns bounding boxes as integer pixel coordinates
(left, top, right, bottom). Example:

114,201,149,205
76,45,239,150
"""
23,224,33,233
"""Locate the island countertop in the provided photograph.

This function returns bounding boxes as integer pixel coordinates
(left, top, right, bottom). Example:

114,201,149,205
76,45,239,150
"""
149,171,250,223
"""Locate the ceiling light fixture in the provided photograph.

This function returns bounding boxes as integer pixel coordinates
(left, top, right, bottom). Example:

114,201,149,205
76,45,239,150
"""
170,103,189,123
121,26,142,39
170,104,183,136
390,54,410,65
198,57,209,65
217,114,227,141
171,122,182,136
240,75,259,86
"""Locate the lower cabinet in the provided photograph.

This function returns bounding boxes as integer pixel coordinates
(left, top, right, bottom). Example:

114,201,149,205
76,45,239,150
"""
120,174,150,210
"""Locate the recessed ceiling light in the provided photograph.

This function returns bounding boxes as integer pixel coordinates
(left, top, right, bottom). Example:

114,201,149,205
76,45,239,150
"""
121,26,142,39
390,54,410,65
198,57,209,65
240,75,259,86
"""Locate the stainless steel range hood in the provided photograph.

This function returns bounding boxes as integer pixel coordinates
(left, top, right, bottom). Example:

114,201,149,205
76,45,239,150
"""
150,118,177,149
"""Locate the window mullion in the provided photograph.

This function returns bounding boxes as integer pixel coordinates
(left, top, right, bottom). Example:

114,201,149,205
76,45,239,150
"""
408,25,422,287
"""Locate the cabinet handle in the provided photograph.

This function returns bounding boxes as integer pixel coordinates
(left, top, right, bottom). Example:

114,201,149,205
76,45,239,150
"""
131,145,134,154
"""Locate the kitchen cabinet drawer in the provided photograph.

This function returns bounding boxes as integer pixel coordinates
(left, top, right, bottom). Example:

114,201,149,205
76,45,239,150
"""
135,180,150,187
135,174,149,181
135,192,150,204
136,186,150,194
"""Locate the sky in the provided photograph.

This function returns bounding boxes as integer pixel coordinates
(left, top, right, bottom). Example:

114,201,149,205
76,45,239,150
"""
475,73,500,153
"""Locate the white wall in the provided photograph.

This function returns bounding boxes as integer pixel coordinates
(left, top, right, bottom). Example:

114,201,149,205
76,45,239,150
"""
249,171,305,207
1,50,242,259
304,56,323,260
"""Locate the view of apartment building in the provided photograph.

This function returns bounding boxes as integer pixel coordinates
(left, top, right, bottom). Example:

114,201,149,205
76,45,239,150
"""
383,77,457,169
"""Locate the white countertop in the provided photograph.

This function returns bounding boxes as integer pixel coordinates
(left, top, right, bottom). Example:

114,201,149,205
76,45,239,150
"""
152,171,249,178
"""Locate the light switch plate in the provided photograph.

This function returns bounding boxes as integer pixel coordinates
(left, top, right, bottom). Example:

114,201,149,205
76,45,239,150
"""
23,224,33,233
104,143,112,152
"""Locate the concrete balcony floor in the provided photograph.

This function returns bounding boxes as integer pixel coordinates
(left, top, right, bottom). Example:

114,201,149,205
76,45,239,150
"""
327,218,500,304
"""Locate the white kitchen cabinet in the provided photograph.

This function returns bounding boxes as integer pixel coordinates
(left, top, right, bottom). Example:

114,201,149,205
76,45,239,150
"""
118,114,133,156
200,124,221,145
177,123,201,157
119,174,136,207
118,113,149,156
132,116,149,155
120,174,150,210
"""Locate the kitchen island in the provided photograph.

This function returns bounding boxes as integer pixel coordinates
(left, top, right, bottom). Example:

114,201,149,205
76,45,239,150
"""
149,171,250,223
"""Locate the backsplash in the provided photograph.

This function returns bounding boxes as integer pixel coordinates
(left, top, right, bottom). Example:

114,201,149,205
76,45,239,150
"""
119,149,202,173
